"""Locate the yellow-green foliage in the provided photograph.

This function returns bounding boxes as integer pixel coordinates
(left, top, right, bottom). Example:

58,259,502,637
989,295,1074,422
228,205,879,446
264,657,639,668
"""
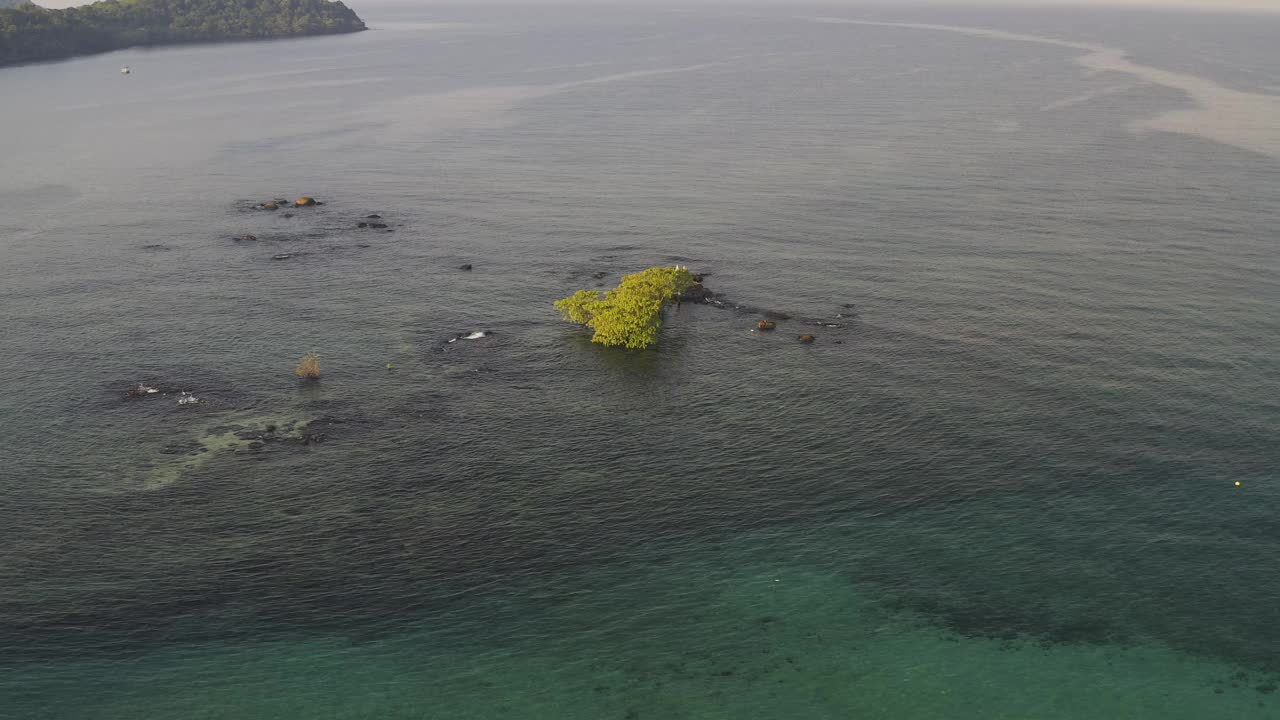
295,353,321,380
554,266,696,349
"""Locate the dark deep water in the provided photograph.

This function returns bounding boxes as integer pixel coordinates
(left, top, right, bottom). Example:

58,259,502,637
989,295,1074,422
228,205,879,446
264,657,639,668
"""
2,3,1280,718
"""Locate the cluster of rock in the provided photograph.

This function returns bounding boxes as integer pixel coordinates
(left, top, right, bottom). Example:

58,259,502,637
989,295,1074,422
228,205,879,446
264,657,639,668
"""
674,273,846,344
124,383,205,405
234,417,345,449
357,214,388,230
755,320,816,343
125,383,161,397
230,199,402,260
259,196,323,210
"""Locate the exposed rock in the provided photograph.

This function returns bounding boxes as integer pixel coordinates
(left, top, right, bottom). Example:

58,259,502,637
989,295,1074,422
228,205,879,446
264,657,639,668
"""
662,275,815,330
679,283,713,302
756,320,776,330
121,381,203,400
272,253,291,260
459,263,473,271
446,330,488,344
261,202,279,211
365,214,381,219
798,334,815,343
159,441,202,456
233,234,257,242
233,417,346,448
294,196,317,207
125,383,160,397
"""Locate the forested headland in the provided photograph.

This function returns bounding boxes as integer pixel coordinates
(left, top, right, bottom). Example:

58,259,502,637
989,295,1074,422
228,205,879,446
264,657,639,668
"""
0,0,366,68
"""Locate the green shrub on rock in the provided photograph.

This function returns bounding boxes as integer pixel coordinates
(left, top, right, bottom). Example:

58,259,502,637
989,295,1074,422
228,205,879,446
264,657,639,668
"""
554,266,695,349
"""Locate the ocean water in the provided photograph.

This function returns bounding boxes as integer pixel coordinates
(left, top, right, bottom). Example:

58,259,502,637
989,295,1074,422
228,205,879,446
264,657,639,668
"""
2,3,1279,718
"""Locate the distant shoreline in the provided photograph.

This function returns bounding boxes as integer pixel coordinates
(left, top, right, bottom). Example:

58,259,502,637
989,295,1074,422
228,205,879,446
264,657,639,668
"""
0,27,368,70
0,0,367,70
0,28,369,70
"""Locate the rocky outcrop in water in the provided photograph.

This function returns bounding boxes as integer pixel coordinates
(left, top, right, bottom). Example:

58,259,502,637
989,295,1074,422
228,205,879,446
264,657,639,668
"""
674,276,853,336
234,416,347,448
678,282,715,303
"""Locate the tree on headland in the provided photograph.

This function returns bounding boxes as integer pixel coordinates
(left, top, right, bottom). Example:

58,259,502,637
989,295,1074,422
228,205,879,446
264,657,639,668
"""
554,266,696,349
0,0,366,68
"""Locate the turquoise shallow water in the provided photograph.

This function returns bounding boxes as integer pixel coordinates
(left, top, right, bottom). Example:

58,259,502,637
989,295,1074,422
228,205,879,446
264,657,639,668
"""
1,3,1279,718
7,521,1280,719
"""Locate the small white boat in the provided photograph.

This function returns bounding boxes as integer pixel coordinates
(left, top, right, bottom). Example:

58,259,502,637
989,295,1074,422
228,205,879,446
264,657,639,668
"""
120,66,130,74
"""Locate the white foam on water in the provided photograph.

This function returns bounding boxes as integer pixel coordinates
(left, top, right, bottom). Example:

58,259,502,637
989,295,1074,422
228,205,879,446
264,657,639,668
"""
805,17,1280,160
1040,83,1136,111
359,62,724,143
